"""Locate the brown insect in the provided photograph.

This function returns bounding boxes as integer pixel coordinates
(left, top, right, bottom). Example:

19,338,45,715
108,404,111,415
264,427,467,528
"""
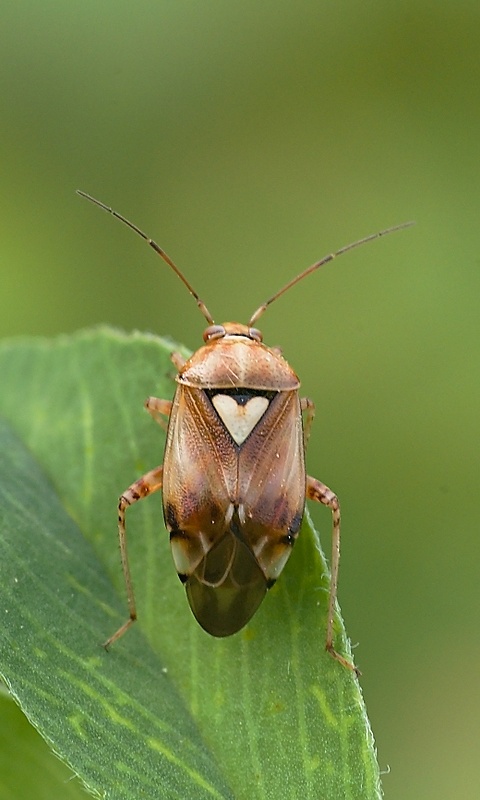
78,189,413,672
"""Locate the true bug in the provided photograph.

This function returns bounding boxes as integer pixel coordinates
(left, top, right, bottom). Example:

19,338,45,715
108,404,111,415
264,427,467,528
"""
78,190,413,671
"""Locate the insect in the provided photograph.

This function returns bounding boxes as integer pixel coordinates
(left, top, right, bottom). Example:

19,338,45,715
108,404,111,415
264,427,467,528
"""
78,190,413,672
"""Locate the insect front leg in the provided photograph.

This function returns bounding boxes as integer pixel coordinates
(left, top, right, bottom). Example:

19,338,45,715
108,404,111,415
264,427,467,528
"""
104,465,164,649
306,476,360,676
300,396,315,445
170,351,186,370
145,396,172,431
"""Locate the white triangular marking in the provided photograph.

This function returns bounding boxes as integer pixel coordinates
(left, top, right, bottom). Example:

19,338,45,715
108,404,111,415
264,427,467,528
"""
212,394,269,444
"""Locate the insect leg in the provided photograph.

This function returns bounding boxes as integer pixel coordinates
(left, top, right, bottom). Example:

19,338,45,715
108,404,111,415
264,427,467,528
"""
104,465,164,649
300,396,315,445
171,351,186,370
145,396,172,431
306,476,360,675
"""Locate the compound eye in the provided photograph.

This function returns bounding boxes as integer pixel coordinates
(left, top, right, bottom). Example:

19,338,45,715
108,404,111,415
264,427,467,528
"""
203,324,226,342
249,327,263,342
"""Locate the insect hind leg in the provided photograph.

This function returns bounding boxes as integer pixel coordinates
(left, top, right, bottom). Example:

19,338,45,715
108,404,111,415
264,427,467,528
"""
103,465,164,649
306,475,360,676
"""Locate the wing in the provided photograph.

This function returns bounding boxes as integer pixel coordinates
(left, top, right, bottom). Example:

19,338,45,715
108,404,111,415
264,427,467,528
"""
163,385,305,636
237,390,306,581
185,517,268,637
163,385,270,636
162,385,237,570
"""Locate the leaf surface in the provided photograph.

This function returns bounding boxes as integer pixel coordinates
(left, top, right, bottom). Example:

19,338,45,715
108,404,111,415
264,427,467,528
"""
0,329,381,799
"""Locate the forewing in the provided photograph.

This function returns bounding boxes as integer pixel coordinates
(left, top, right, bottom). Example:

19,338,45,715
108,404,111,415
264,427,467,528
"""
186,526,268,637
163,385,305,635
238,391,306,580
162,386,236,574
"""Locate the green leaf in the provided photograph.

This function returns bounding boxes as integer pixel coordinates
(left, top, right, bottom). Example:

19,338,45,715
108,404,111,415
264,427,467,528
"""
0,691,86,799
0,328,382,800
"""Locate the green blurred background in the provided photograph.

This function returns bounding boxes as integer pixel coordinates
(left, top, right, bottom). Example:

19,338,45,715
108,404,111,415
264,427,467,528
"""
1,2,479,798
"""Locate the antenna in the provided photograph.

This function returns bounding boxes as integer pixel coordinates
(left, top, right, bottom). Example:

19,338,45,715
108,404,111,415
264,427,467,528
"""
248,220,415,326
76,190,215,325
